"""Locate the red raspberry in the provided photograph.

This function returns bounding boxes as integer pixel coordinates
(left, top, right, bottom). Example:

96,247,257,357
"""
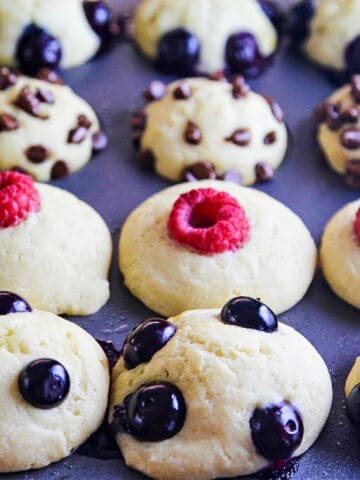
167,187,250,255
0,171,40,228
354,207,360,243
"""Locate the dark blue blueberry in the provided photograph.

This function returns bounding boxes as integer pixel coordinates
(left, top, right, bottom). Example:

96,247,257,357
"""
225,32,266,77
345,36,360,75
346,383,360,425
0,291,31,315
221,297,278,332
123,318,177,369
19,359,70,409
250,401,304,462
83,1,112,37
258,1,285,32
157,28,200,74
288,0,315,44
16,24,62,75
112,382,186,441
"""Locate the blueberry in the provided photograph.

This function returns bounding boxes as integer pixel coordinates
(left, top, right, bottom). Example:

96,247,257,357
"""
345,36,360,75
157,28,200,74
0,291,31,315
112,382,186,441
258,1,284,32
225,32,266,77
83,1,112,37
123,318,177,369
288,0,315,44
19,359,70,409
346,383,360,425
221,297,278,332
16,24,62,75
250,401,304,462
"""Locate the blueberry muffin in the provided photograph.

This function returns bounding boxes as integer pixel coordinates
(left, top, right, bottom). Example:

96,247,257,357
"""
133,77,287,185
345,357,360,426
119,180,317,317
109,298,332,480
0,291,109,472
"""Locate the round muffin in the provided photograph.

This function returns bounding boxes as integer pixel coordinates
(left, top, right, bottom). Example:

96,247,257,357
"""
109,300,332,480
0,0,112,73
0,291,109,472
134,77,287,185
316,77,360,187
320,199,360,308
134,0,278,77
289,0,360,76
119,180,317,317
345,356,360,427
0,69,107,181
0,171,112,315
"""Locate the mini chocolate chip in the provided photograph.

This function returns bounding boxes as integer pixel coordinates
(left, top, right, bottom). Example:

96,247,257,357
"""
25,145,49,163
0,113,18,132
232,76,250,99
51,160,70,180
351,75,360,103
137,149,155,170
144,81,167,102
184,121,202,145
132,131,142,150
173,82,192,100
341,128,360,150
339,108,359,124
255,161,274,182
325,103,341,130
92,131,108,152
220,170,243,184
36,68,64,85
226,128,251,146
210,70,227,81
36,88,55,104
314,103,327,124
0,67,18,90
14,87,47,119
345,159,360,188
263,96,284,122
68,126,88,144
10,166,29,174
131,111,146,131
264,131,277,145
78,114,92,129
183,161,217,181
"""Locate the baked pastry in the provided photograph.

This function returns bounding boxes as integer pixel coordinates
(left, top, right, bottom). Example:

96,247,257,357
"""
119,180,317,317
289,0,360,78
345,357,360,426
109,297,332,480
0,291,109,472
0,69,107,181
316,76,360,188
320,199,360,308
0,0,112,73
134,0,279,77
133,77,287,185
0,171,112,315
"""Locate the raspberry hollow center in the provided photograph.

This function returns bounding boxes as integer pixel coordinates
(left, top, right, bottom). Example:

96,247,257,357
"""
167,187,250,255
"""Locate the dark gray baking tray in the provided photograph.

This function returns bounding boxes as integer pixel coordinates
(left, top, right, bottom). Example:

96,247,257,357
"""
4,1,360,479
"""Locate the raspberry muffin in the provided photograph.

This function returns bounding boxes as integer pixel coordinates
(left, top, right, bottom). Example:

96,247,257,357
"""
133,77,287,185
0,171,112,315
0,291,109,472
134,0,279,77
119,180,317,317
0,0,113,73
316,76,360,188
0,69,107,181
109,297,332,480
320,199,360,308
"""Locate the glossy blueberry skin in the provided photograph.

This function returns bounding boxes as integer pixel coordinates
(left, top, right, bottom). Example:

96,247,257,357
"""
250,401,304,462
83,1,112,37
16,24,62,75
288,0,315,44
345,36,360,75
123,318,177,369
19,359,70,409
113,382,186,441
0,291,31,315
157,28,200,74
221,297,278,332
346,383,360,425
225,32,266,78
